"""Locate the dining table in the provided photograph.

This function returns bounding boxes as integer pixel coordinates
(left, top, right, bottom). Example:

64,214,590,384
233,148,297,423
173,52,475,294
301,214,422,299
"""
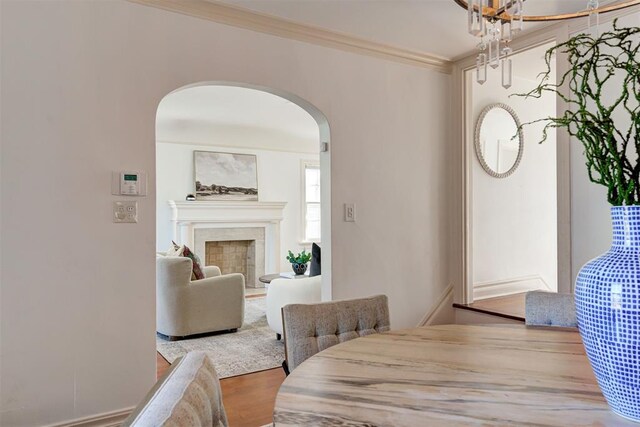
273,324,636,426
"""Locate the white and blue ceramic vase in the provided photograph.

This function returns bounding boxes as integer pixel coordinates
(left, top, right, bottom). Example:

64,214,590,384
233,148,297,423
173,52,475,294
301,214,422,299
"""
575,205,640,422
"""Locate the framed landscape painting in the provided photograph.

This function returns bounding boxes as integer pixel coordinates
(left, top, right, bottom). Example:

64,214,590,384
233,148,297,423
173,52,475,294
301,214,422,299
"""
194,151,258,201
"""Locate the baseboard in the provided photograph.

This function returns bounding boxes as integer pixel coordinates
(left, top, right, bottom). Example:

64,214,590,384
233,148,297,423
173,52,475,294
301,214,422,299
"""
473,275,551,301
44,407,134,427
418,284,454,326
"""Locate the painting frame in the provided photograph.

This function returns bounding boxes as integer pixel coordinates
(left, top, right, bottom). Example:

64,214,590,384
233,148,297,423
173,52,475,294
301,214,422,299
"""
194,151,259,201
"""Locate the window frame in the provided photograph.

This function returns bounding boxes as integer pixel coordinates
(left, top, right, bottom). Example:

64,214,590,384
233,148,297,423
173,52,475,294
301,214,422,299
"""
300,160,321,244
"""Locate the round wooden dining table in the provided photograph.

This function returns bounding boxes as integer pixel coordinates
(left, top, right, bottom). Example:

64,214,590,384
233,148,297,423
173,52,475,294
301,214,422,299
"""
273,324,636,426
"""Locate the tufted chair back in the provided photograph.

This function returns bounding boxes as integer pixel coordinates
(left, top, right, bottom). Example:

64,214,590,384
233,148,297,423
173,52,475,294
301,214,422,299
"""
525,291,577,327
123,351,228,427
282,295,390,372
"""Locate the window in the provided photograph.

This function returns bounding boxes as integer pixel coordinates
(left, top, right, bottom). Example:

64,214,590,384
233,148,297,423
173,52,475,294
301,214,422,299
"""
303,164,321,241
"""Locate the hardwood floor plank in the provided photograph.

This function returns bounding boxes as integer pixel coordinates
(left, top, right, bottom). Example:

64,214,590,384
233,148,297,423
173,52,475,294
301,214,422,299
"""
221,368,285,427
156,351,170,378
454,292,526,321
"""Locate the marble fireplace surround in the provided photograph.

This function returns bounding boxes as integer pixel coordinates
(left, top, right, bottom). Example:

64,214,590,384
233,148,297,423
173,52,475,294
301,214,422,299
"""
169,200,287,288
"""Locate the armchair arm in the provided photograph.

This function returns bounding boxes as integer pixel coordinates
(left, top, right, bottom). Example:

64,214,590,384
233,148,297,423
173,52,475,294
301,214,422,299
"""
188,273,245,296
202,265,222,278
178,273,246,333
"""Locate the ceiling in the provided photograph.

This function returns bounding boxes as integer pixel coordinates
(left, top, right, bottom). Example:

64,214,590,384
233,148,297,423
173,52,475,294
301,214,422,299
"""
154,2,608,152
216,0,614,60
156,85,319,153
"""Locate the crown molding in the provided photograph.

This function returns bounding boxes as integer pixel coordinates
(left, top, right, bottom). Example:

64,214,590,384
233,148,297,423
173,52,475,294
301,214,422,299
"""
127,0,452,74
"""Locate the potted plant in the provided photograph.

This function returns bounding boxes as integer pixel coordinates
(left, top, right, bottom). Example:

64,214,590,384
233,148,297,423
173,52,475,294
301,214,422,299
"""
517,21,640,421
286,250,311,275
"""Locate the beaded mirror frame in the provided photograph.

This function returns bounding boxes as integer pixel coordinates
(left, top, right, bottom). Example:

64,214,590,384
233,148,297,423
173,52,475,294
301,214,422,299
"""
474,103,524,179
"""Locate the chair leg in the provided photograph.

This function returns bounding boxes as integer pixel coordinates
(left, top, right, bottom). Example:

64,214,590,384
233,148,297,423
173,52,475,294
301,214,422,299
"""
276,333,281,341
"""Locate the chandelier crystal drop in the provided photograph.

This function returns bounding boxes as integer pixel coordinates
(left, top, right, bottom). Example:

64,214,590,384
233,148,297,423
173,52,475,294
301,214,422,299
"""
501,47,513,89
454,0,640,88
468,0,520,88
587,0,600,36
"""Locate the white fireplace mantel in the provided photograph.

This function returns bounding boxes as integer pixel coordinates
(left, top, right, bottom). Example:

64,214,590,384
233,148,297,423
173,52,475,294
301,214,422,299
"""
169,200,287,223
168,200,287,277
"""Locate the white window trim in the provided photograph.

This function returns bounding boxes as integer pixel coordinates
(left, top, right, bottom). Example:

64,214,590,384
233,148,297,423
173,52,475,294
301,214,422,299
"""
300,159,321,244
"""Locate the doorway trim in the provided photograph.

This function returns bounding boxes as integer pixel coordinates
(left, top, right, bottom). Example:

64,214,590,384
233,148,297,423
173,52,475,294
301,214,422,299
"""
454,28,571,305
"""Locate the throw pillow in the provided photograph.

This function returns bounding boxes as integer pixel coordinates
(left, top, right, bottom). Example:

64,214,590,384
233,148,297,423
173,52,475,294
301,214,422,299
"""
166,241,184,257
182,245,205,281
310,243,321,277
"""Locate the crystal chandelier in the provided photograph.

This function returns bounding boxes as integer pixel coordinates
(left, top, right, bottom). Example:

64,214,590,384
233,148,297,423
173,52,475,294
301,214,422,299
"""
454,0,640,88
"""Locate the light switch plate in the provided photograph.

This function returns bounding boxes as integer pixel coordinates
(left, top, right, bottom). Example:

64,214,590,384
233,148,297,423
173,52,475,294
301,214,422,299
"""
113,201,138,223
345,203,356,222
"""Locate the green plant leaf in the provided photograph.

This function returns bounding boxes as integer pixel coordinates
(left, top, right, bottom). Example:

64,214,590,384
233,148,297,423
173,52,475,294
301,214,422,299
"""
512,19,640,205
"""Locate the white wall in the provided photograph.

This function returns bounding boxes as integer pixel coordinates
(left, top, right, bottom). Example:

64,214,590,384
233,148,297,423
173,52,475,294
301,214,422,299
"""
570,11,640,281
470,45,558,297
156,142,319,272
0,1,452,425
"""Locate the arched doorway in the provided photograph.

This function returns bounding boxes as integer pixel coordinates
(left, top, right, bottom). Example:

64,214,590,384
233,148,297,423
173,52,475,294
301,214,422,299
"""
155,82,331,297
153,81,332,380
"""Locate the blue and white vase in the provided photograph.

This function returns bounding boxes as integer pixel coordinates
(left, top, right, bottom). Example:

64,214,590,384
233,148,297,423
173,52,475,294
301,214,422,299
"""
575,205,640,422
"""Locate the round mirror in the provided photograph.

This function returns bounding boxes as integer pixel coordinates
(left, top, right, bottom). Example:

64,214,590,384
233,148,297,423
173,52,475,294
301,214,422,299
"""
474,103,524,178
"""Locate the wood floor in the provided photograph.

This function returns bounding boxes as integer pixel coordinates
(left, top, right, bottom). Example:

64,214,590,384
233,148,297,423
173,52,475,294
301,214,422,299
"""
220,367,285,426
157,352,170,379
453,292,527,322
156,352,285,427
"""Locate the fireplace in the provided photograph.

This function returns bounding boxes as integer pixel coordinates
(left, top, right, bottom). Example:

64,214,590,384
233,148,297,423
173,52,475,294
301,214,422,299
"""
169,200,286,288
206,240,254,277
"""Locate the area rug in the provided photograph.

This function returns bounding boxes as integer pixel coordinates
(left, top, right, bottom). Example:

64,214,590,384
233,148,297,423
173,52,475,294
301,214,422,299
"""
156,296,284,378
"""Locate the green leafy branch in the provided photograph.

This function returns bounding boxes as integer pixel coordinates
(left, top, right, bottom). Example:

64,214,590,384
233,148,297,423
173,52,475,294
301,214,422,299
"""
513,20,640,205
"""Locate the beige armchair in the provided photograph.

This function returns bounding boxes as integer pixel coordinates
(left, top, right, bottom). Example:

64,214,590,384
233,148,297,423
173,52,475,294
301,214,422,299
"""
156,256,245,340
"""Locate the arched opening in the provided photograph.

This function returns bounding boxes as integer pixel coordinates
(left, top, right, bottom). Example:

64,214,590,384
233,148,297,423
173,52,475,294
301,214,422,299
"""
154,81,331,377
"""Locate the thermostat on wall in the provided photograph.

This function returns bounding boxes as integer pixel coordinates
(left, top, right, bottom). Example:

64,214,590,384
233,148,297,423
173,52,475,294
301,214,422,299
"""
111,171,147,196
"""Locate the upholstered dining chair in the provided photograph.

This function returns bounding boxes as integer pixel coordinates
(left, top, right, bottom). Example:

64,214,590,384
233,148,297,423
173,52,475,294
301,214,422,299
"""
123,351,228,427
281,295,390,373
525,291,577,327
